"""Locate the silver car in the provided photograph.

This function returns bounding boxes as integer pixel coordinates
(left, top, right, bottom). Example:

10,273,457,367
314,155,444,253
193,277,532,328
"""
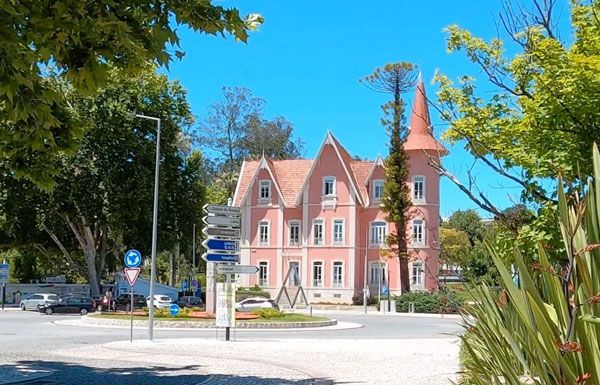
20,293,60,311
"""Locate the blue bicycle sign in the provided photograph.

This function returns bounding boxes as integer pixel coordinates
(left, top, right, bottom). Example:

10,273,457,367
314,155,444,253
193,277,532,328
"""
124,249,142,268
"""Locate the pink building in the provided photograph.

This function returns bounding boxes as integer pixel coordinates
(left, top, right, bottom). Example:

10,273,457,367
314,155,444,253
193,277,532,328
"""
232,79,447,303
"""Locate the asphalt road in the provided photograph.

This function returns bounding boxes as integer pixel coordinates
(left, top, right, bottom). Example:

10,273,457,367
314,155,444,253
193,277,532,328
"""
0,309,462,384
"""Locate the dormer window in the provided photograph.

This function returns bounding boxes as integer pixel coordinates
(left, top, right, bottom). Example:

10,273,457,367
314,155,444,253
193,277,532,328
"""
259,180,271,204
412,176,425,204
323,176,336,196
373,180,384,202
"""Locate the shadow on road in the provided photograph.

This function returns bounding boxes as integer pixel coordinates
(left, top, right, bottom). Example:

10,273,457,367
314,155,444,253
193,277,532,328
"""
1,361,335,384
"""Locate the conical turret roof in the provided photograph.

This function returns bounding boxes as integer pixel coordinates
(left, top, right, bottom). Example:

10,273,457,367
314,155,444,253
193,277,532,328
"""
404,74,448,155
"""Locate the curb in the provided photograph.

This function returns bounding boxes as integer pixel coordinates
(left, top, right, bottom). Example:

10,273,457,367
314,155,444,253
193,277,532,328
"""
66,315,339,329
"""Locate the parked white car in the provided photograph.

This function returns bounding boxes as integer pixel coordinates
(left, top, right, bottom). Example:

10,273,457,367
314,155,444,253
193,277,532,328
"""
20,293,60,311
235,297,279,312
146,295,172,309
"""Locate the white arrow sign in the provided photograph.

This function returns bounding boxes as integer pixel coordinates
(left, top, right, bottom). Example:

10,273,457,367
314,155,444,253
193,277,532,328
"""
203,216,241,227
216,264,260,274
203,204,241,216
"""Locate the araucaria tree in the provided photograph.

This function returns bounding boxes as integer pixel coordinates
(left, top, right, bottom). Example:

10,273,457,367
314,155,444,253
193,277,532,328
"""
361,62,417,293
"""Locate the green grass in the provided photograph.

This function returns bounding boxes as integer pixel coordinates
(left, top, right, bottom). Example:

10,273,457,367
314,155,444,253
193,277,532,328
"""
91,313,328,323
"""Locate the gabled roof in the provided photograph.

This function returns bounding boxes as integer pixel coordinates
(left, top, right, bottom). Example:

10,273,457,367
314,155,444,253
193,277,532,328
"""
270,160,313,204
233,157,285,207
405,74,448,155
350,160,375,203
294,132,365,206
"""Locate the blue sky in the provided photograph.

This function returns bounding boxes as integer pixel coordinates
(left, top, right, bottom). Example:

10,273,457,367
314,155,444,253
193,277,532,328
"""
165,1,568,218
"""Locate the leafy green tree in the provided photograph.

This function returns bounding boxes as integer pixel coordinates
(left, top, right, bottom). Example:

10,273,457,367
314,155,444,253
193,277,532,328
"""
0,66,206,296
430,1,599,230
439,227,470,267
0,2,262,188
361,62,417,293
199,86,303,197
446,209,486,247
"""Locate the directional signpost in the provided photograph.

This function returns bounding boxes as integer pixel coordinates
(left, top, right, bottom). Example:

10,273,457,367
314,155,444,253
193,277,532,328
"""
202,204,241,341
216,264,259,275
0,262,8,310
123,249,142,342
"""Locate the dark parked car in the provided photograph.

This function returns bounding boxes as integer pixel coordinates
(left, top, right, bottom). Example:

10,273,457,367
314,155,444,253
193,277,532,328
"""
39,297,96,315
176,296,203,308
113,294,147,312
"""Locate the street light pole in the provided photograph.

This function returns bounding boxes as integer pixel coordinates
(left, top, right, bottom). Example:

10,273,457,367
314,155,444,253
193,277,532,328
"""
133,113,161,341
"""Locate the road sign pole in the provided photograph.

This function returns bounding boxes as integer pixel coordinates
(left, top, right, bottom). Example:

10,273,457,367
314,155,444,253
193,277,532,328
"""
1,283,5,311
225,272,231,341
130,286,134,342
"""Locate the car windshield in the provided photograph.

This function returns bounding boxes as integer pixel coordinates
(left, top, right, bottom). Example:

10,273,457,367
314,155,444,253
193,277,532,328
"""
158,296,170,301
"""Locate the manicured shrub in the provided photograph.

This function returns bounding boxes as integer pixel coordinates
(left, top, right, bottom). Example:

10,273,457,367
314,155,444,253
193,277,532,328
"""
252,308,283,318
352,295,378,306
394,291,462,313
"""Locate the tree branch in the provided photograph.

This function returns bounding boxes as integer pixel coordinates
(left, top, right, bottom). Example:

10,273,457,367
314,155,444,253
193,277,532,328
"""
40,225,85,275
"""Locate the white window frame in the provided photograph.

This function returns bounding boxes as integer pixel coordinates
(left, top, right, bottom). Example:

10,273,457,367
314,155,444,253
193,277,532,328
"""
259,180,271,204
370,221,387,246
369,262,387,285
322,176,336,197
312,261,323,287
258,261,269,286
333,219,344,245
313,219,324,246
333,261,344,287
412,261,424,286
412,218,425,247
412,175,426,204
289,220,301,246
259,221,270,246
373,179,384,202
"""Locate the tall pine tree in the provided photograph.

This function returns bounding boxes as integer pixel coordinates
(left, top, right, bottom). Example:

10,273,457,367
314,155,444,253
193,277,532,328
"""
361,62,417,293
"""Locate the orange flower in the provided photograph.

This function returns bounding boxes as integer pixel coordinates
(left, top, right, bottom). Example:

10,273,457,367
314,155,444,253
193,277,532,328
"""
576,372,591,384
586,292,600,305
557,340,583,353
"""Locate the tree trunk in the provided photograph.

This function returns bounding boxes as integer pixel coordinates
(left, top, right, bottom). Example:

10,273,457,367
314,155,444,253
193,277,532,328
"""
397,230,410,293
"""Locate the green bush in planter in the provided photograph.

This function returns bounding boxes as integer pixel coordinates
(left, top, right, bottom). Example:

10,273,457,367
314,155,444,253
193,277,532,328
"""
253,308,283,318
394,291,462,313
236,287,270,301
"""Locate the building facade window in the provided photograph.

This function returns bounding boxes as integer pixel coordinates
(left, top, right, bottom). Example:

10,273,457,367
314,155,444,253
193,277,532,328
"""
313,261,323,287
333,219,344,245
333,262,343,287
412,261,424,286
258,261,269,286
369,262,387,285
370,221,387,246
259,180,271,203
412,176,425,203
412,219,425,246
323,176,336,196
289,261,300,286
289,221,300,246
373,180,384,201
313,219,324,245
259,221,270,246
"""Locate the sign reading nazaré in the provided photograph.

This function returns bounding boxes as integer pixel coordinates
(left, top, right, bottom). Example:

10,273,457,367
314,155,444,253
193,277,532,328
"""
216,282,236,328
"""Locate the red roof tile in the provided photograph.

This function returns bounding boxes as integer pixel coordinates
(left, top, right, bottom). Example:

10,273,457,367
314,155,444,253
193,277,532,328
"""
270,160,313,204
350,161,375,203
233,160,259,206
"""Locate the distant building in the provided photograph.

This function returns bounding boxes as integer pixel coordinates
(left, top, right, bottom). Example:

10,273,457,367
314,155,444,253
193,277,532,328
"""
233,79,447,303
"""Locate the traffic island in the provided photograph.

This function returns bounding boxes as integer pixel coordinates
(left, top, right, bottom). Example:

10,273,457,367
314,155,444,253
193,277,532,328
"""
81,312,336,329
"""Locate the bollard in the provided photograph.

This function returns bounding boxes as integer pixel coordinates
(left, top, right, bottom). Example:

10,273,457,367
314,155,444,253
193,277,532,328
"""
408,302,415,313
310,305,313,317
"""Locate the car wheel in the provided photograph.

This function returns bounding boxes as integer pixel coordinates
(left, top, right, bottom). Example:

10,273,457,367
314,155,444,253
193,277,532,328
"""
80,308,88,316
21,304,26,311
45,308,53,315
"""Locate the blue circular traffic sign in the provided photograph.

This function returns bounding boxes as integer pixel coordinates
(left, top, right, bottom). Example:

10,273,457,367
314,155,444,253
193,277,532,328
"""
169,304,180,316
124,249,142,268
